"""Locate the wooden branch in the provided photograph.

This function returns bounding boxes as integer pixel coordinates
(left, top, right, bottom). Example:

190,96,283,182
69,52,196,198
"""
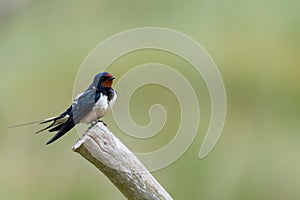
72,122,173,200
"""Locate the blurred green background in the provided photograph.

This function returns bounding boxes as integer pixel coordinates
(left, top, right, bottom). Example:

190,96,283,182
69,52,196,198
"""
1,0,300,199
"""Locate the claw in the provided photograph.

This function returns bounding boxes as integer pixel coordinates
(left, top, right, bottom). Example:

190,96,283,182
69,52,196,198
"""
97,120,107,126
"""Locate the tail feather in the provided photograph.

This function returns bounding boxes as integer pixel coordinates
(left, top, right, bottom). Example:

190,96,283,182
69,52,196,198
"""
51,115,69,125
35,121,56,134
8,120,43,128
8,115,65,128
39,115,64,124
9,109,74,145
48,124,64,132
46,117,75,145
36,115,70,133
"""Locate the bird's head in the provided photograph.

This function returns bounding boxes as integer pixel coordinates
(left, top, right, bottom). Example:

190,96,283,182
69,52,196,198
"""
93,72,115,89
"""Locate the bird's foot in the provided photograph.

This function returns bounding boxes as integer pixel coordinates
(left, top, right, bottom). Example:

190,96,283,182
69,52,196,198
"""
88,121,98,128
97,120,107,126
88,120,107,128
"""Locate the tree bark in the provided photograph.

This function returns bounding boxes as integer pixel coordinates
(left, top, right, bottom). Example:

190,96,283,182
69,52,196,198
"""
72,122,173,200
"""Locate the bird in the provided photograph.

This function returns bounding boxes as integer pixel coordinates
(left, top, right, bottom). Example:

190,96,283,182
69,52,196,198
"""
11,72,117,145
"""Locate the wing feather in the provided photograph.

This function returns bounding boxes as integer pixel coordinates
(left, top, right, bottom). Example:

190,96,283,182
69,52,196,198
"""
45,88,100,144
72,89,100,123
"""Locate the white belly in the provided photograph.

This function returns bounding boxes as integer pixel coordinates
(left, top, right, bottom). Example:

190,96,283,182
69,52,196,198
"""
80,91,117,124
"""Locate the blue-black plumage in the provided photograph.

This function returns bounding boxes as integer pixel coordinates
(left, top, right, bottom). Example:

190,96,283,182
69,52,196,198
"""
31,72,116,145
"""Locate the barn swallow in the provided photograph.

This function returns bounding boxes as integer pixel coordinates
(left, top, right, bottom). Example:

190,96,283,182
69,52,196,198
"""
12,72,117,145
